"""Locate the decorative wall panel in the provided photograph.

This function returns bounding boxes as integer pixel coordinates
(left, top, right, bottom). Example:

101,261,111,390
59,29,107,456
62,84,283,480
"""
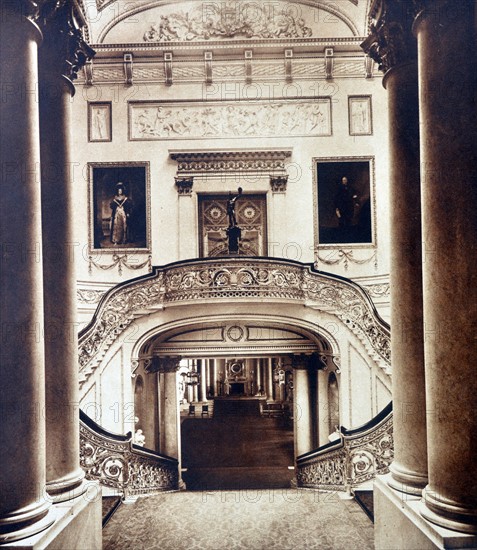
129,98,332,140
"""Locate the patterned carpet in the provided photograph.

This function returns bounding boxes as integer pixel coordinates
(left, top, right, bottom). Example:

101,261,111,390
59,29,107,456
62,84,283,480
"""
102,490,374,550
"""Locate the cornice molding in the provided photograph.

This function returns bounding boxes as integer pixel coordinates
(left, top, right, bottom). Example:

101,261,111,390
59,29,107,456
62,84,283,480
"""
170,150,292,176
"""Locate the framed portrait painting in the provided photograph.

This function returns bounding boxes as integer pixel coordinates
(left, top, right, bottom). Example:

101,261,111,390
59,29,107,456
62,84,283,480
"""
88,102,112,142
314,157,375,247
89,162,150,252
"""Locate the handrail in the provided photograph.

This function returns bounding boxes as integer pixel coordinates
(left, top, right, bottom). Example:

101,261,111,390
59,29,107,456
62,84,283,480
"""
77,256,390,387
296,402,393,492
80,410,179,497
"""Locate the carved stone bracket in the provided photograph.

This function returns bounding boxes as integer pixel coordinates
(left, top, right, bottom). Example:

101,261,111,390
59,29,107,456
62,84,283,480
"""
175,176,194,195
146,356,181,373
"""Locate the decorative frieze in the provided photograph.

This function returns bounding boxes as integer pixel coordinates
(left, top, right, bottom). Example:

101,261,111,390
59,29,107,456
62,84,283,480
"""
129,99,331,140
77,288,105,305
78,259,391,387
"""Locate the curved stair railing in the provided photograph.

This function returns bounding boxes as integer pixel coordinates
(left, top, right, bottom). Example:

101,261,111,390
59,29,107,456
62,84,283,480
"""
296,402,393,492
80,410,179,498
78,257,391,388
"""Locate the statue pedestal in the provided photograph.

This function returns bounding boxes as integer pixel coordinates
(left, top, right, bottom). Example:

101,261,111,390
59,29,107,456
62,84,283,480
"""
226,225,241,254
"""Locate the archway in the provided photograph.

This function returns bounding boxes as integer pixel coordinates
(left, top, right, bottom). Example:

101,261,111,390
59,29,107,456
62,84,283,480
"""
136,318,340,490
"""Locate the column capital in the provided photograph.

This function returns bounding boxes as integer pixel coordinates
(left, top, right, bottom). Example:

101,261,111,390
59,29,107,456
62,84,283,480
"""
39,1,95,86
361,0,418,76
270,175,288,193
175,177,194,195
147,356,181,373
291,353,318,370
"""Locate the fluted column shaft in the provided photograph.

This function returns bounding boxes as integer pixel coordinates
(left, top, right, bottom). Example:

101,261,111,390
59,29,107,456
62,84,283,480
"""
0,8,53,541
415,0,477,533
267,358,274,400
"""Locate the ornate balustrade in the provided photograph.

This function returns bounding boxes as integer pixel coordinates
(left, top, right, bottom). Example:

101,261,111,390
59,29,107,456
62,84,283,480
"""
80,411,179,498
78,257,390,387
296,402,393,492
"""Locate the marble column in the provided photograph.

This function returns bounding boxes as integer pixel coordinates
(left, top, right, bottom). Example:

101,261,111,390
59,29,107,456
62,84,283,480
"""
39,3,93,503
362,2,428,496
176,178,196,260
0,5,54,542
212,359,218,397
160,359,181,460
415,0,477,533
267,358,274,400
256,359,263,394
292,356,314,457
199,360,207,402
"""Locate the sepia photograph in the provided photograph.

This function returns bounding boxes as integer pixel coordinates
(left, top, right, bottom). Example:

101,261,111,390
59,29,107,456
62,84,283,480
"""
1,1,476,549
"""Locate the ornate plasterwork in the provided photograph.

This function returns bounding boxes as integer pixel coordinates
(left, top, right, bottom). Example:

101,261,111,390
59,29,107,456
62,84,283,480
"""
78,258,390,387
88,254,152,276
80,419,179,497
315,249,378,271
364,282,390,298
77,288,106,305
129,99,331,140
170,150,292,176
142,4,313,42
296,405,393,490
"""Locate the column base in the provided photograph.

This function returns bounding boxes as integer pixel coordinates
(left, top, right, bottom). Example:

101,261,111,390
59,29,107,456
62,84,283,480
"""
422,487,477,535
0,484,101,549
388,462,428,496
375,475,477,549
46,469,87,504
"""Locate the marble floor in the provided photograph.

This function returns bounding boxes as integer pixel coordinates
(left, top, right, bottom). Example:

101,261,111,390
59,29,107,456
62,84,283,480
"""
102,489,374,550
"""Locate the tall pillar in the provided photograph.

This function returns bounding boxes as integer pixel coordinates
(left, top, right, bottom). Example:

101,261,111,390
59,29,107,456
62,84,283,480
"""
415,0,477,533
176,178,196,259
39,2,94,503
0,5,54,541
267,358,274,400
212,358,218,396
163,365,180,458
362,1,427,496
292,355,314,457
199,359,207,402
256,359,263,394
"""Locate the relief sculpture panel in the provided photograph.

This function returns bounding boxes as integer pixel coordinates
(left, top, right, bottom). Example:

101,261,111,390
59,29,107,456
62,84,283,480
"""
129,99,332,140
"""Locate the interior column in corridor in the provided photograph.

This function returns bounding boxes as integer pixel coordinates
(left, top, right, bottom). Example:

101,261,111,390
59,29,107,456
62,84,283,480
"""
415,0,477,534
39,1,94,503
266,358,274,400
292,355,315,457
362,0,428,497
0,5,53,541
157,357,183,487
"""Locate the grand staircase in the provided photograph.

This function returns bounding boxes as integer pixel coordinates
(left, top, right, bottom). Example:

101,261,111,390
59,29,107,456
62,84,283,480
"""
181,398,294,490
